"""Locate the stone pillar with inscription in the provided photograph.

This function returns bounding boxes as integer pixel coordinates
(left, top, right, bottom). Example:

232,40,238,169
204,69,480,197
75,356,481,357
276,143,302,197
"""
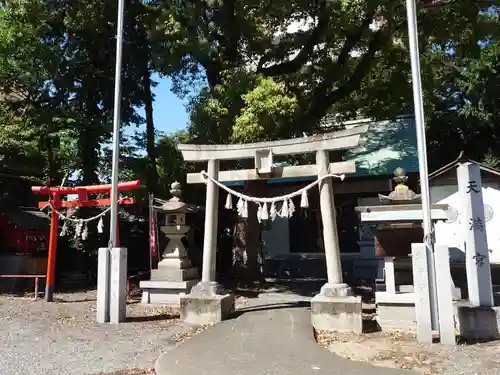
97,246,128,324
457,162,494,307
411,243,433,344
109,247,127,323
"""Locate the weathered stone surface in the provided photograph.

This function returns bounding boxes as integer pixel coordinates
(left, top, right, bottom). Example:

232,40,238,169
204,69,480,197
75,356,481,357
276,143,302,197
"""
180,293,235,325
411,243,432,344
310,295,362,333
319,283,354,297
375,292,416,332
151,267,198,282
109,247,127,324
457,162,494,307
156,257,192,269
190,281,229,296
377,303,417,332
397,284,462,301
454,303,500,341
96,248,110,323
140,280,198,306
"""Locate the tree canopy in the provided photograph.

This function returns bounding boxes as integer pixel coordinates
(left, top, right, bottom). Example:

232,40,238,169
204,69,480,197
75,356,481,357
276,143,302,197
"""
0,0,500,266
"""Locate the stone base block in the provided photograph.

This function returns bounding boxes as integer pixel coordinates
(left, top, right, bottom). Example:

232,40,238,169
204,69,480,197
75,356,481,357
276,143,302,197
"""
140,280,198,307
158,257,192,268
454,303,500,341
180,293,235,326
311,294,362,333
375,292,416,332
396,285,462,301
151,267,198,281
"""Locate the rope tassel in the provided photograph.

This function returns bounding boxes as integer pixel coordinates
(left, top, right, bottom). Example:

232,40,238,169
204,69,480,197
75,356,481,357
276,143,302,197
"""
225,193,233,210
196,170,347,220
60,220,68,237
241,201,248,218
237,197,244,216
97,216,104,234
75,220,83,239
257,204,262,223
270,202,277,221
288,199,295,217
279,200,289,218
261,202,269,221
300,190,309,208
81,222,89,240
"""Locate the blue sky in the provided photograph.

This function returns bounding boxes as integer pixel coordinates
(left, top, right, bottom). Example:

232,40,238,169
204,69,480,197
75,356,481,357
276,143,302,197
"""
137,74,190,135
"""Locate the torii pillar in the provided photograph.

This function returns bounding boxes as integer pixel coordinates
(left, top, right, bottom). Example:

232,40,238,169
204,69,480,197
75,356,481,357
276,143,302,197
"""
32,180,140,303
176,126,367,330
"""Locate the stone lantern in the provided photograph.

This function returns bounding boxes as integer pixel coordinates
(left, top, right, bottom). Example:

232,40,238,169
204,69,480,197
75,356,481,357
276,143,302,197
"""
158,182,191,267
140,182,199,306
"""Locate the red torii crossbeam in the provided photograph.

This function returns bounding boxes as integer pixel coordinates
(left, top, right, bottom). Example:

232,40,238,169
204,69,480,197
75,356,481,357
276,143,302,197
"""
32,180,141,302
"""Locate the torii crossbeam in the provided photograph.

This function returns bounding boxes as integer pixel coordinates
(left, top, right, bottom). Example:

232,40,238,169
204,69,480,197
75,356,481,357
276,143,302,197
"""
32,180,141,302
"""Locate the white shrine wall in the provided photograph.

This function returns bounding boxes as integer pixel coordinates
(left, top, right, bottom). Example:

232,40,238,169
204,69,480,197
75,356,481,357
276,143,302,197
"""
431,180,500,264
260,175,500,264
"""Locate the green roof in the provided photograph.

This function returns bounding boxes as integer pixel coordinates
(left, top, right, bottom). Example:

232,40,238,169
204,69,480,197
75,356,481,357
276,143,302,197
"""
343,116,419,177
223,116,419,187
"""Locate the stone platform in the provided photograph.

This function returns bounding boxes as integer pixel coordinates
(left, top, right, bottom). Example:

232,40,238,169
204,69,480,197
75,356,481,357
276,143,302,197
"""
140,256,199,307
140,280,198,306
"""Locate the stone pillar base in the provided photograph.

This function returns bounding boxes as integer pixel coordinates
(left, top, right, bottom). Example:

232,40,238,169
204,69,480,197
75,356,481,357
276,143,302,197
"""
311,283,362,333
311,295,362,333
375,292,416,332
180,293,235,326
454,303,500,341
319,283,354,297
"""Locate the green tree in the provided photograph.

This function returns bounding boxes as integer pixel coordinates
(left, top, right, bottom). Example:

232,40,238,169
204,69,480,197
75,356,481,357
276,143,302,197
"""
151,1,490,141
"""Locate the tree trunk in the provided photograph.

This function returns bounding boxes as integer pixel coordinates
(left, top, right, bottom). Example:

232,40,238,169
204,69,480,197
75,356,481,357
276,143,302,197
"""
79,126,99,185
46,141,59,186
142,66,159,195
76,122,100,257
231,180,266,289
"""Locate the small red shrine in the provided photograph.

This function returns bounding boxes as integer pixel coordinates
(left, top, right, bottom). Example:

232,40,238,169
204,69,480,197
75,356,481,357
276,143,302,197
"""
0,206,49,254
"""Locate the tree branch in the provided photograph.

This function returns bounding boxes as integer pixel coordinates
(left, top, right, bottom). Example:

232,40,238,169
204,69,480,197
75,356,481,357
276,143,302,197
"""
201,59,222,88
256,10,330,76
305,25,393,126
220,0,240,64
336,10,378,72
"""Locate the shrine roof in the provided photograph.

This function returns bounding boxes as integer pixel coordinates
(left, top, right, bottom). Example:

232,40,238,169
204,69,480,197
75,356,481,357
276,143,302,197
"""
342,115,419,178
427,151,500,181
224,115,418,187
0,205,50,230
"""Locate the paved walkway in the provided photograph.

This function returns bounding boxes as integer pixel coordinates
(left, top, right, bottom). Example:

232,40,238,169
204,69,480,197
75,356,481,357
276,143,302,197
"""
155,298,412,375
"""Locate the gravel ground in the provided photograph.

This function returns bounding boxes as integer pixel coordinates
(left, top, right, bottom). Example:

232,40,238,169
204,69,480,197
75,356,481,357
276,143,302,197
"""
0,290,193,375
317,329,500,375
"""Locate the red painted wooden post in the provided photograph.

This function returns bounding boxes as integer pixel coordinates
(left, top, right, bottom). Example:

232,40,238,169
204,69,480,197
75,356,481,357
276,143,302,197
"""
45,193,60,302
31,180,141,301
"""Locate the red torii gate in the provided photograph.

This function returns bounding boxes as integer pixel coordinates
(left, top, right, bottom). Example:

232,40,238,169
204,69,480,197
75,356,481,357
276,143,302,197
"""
32,180,141,302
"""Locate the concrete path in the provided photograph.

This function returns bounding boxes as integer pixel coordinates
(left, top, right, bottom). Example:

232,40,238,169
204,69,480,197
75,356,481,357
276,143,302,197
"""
155,300,412,375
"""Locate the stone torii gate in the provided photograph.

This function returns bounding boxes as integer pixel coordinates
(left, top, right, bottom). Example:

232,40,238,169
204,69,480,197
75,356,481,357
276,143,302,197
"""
176,125,369,331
